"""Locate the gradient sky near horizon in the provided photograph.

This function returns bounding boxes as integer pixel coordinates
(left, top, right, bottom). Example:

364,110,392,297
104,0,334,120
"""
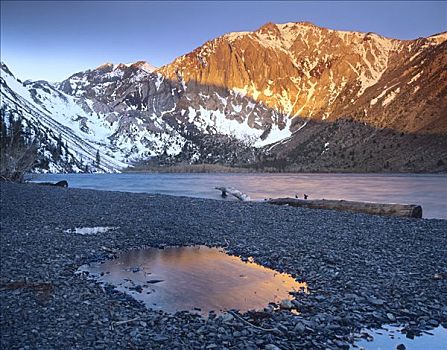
1,1,446,82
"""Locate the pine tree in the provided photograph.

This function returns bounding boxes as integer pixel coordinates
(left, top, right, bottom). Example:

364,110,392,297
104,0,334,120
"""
57,133,63,155
0,112,7,150
1,111,38,182
95,149,101,168
0,112,7,165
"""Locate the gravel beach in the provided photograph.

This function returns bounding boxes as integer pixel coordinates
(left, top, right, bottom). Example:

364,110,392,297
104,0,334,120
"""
1,182,446,349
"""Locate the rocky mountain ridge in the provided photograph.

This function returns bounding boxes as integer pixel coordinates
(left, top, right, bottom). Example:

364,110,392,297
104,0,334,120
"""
158,22,447,134
1,22,446,173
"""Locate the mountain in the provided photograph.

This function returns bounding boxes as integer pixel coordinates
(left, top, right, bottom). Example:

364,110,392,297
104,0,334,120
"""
0,61,185,173
2,22,446,174
159,22,447,134
59,61,292,148
1,63,121,173
156,23,446,171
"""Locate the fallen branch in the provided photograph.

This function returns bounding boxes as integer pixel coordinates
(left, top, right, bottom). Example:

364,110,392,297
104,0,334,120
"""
101,246,119,254
0,281,53,292
215,187,250,201
35,180,69,188
113,317,140,326
228,311,277,332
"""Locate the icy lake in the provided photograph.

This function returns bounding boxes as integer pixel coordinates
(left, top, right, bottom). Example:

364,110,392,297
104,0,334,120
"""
32,173,447,219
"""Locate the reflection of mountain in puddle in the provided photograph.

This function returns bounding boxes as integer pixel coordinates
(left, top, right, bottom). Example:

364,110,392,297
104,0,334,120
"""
79,245,307,315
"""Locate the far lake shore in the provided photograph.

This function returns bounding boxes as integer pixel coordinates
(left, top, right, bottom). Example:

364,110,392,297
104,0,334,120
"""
123,163,447,174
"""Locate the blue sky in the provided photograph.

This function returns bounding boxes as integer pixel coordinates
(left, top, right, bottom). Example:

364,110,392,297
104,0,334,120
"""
1,1,446,82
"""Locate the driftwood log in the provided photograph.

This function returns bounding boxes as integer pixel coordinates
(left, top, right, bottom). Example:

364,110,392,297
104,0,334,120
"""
267,198,422,218
215,187,250,201
35,180,69,188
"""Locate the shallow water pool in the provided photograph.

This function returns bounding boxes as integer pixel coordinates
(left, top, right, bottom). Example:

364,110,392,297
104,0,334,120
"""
352,325,447,350
78,245,307,315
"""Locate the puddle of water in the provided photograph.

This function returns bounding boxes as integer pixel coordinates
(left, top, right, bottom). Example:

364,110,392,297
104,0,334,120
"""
78,245,307,315
352,325,447,350
64,227,116,235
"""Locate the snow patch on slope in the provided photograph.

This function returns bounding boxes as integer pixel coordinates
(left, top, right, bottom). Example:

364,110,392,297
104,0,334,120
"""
186,103,291,147
382,87,400,106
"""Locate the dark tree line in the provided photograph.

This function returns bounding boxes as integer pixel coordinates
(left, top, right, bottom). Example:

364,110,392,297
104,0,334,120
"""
0,109,40,182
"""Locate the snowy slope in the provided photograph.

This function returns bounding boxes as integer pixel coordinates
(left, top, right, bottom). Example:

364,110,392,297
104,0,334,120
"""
1,64,126,172
1,63,187,172
60,64,293,151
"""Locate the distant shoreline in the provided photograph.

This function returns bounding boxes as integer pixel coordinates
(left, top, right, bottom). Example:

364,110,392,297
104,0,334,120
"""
122,164,447,174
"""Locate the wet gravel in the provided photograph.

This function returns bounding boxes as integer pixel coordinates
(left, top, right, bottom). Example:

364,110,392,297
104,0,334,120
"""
1,182,446,349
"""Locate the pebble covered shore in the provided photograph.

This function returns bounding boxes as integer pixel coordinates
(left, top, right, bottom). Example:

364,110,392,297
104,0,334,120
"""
1,182,446,349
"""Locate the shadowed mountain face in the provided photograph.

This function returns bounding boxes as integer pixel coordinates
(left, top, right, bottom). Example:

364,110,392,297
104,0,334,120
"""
261,118,447,173
2,22,446,172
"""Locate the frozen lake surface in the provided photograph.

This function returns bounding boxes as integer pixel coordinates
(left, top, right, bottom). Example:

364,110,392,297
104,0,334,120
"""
33,173,447,219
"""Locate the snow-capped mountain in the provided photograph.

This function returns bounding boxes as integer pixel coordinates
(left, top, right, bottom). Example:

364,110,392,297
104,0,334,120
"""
1,63,120,172
155,22,446,171
159,22,446,134
1,62,186,173
59,61,292,148
2,22,446,173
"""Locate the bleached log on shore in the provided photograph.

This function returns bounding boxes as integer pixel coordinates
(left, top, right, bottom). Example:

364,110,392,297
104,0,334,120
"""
267,198,422,218
215,187,250,201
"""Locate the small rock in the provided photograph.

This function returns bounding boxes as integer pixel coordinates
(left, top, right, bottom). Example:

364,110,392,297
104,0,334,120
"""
280,299,293,310
220,313,234,323
278,324,288,333
367,296,385,306
334,340,348,348
291,300,301,308
396,344,406,350
293,322,306,334
265,344,281,350
372,311,383,320
264,305,274,313
387,313,396,321
428,319,439,327
146,279,164,284
153,335,169,342
129,285,143,293
256,339,265,345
